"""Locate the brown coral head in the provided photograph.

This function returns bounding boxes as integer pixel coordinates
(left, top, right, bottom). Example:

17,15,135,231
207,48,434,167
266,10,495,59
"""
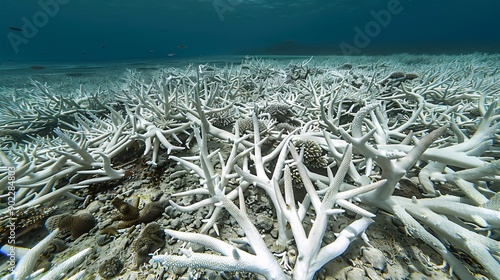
45,214,68,232
98,256,123,279
264,103,294,122
45,212,96,239
405,73,419,80
236,117,266,133
133,222,165,256
275,123,295,133
115,200,168,229
388,71,405,79
112,197,140,221
141,222,165,242
293,139,327,168
138,200,168,224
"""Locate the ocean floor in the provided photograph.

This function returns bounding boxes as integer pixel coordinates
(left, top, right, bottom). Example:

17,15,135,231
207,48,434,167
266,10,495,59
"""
0,54,499,280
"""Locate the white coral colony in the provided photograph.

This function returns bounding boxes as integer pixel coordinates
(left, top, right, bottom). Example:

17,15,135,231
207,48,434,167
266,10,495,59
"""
0,55,499,280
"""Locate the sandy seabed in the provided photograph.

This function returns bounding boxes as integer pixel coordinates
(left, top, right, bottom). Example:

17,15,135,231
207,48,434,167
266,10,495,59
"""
0,54,499,280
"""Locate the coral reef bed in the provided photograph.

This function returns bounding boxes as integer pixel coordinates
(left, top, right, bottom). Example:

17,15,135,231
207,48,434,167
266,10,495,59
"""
0,54,499,280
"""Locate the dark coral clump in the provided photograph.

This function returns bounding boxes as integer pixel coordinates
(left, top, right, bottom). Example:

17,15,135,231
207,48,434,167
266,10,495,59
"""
111,197,140,222
0,129,26,142
293,139,327,168
380,71,419,87
387,71,406,79
287,65,311,81
111,198,168,229
288,165,307,190
264,103,294,123
338,63,353,70
209,110,235,128
132,222,165,267
136,200,167,224
288,140,328,190
405,73,419,80
0,128,48,143
236,117,266,133
45,212,96,239
133,222,165,255
98,256,123,279
275,123,296,133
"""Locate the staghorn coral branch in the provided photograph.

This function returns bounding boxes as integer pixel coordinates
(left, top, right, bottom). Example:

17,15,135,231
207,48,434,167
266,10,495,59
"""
275,141,385,279
167,121,256,235
75,152,124,185
1,184,87,215
6,229,60,280
319,91,499,279
392,196,500,280
54,129,94,167
361,125,448,201
38,248,90,280
154,187,287,279
313,217,373,272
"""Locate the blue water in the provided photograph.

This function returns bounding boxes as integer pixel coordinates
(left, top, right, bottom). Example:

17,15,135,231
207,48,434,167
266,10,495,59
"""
1,0,500,62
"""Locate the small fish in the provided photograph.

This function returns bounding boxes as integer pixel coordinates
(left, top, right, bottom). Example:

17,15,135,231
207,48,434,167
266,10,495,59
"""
30,65,45,70
167,53,176,57
8,26,22,32
177,44,187,49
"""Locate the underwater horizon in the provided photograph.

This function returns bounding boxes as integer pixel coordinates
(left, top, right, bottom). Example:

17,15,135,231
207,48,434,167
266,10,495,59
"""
1,0,500,63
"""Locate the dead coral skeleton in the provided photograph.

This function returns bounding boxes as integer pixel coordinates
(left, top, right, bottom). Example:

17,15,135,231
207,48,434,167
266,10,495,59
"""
0,55,499,279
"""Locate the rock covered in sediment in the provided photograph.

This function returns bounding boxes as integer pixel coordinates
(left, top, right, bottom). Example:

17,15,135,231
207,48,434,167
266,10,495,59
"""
255,213,274,233
345,267,367,280
85,200,103,214
361,246,387,271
